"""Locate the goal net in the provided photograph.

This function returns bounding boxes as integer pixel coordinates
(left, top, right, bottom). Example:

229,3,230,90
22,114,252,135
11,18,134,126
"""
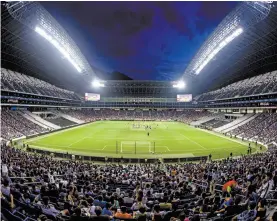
119,141,154,154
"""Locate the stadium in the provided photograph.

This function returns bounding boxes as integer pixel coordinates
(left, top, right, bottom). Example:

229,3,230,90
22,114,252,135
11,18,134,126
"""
1,1,277,221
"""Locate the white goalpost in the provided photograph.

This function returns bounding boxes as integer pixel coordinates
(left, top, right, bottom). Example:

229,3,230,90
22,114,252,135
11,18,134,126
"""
120,141,153,154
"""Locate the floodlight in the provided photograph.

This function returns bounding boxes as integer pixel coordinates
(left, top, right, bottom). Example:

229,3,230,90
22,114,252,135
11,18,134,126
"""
35,26,82,73
177,81,185,88
173,81,185,89
92,79,105,88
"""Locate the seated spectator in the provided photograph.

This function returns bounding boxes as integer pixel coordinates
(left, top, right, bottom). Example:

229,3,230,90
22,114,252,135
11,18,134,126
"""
69,207,83,221
216,197,242,217
94,195,107,208
79,200,91,217
110,195,119,209
131,196,147,211
133,206,147,219
38,196,61,218
219,191,236,210
115,206,132,219
163,204,181,221
232,201,257,221
102,203,112,217
124,192,134,205
159,196,172,210
270,211,277,221
90,206,110,221
151,204,164,220
255,199,266,221
1,179,11,198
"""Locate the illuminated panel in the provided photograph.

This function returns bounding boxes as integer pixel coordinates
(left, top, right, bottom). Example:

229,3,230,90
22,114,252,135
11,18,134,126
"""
85,93,100,101
177,94,192,102
35,26,82,72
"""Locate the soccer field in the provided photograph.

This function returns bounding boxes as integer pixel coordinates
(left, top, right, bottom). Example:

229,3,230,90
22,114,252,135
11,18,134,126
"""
26,121,256,159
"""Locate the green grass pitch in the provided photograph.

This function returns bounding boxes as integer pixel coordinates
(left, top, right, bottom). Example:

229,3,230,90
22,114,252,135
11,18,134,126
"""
26,121,257,159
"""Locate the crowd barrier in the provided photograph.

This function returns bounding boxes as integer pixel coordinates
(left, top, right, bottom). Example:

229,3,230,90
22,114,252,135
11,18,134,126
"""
25,146,207,163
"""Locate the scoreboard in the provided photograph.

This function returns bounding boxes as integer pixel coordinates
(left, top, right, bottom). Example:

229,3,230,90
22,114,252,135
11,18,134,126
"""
85,93,100,101
177,94,192,102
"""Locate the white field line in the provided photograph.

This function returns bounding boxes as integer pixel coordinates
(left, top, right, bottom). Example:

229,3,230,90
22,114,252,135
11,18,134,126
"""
67,135,92,148
30,144,104,151
154,145,171,151
31,143,68,148
195,127,248,147
94,137,186,141
26,122,98,143
178,132,207,150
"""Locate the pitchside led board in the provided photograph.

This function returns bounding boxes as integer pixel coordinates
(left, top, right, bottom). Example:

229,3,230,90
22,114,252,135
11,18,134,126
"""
177,94,192,102
85,93,100,101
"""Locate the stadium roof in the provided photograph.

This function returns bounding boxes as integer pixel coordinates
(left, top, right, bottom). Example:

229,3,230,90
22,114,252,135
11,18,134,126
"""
183,1,277,93
90,80,187,97
1,1,277,96
1,1,97,92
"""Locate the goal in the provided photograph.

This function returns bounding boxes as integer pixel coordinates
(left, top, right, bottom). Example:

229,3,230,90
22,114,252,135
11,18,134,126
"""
118,141,155,154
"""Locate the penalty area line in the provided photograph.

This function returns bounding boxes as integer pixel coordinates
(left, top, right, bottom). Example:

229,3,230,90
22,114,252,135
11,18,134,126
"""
156,145,171,151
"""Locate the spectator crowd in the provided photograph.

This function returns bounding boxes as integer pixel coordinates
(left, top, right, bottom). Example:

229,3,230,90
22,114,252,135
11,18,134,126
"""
229,113,277,144
196,71,277,101
1,68,80,100
1,110,47,140
1,143,277,221
59,109,212,124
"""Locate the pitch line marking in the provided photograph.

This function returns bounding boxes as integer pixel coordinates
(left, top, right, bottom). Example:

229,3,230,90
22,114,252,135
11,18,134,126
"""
154,146,170,151
195,127,248,147
26,121,98,143
67,135,92,148
178,132,207,150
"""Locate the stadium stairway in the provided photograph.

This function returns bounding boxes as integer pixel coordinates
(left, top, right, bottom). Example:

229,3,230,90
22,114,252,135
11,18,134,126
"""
19,111,49,129
54,111,84,124
190,115,217,126
22,110,61,130
214,113,252,132
218,113,258,133
45,116,76,127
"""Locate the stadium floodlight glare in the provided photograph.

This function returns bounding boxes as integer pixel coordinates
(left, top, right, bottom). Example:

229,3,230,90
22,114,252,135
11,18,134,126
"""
92,79,105,88
35,26,82,73
195,27,243,75
173,81,185,89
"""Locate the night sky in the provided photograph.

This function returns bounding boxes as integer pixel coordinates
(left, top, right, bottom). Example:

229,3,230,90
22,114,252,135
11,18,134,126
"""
41,1,239,81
